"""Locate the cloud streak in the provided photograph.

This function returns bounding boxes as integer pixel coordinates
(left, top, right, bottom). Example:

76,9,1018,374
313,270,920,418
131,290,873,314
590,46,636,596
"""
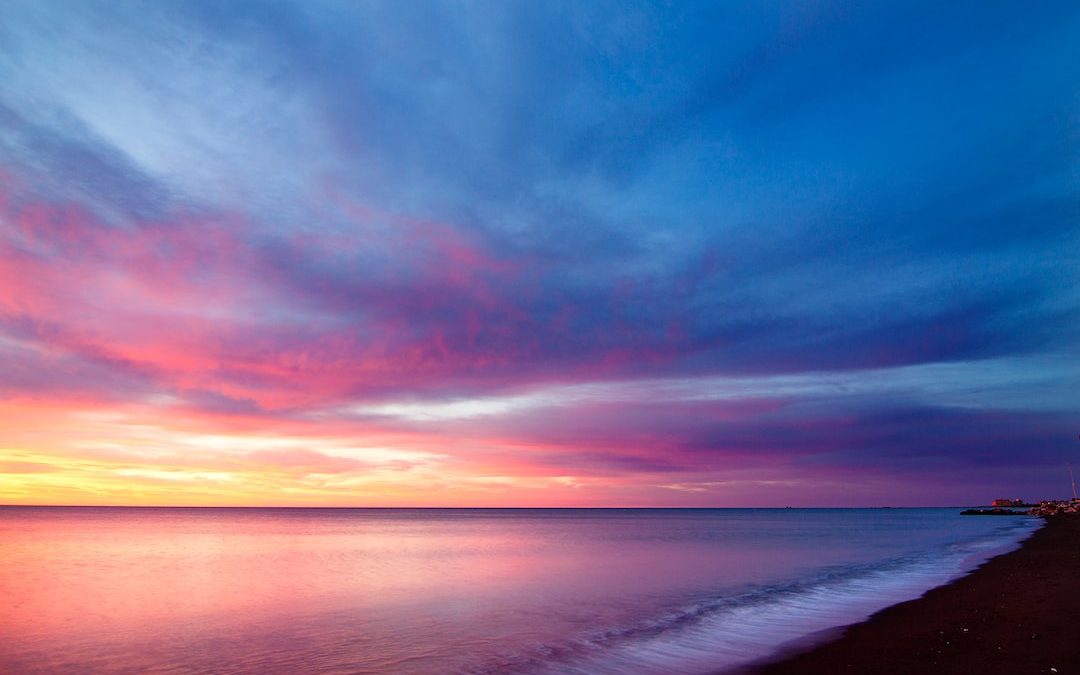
1,0,1078,505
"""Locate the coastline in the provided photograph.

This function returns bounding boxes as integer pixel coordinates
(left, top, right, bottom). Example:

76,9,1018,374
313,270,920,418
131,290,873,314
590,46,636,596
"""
744,516,1080,674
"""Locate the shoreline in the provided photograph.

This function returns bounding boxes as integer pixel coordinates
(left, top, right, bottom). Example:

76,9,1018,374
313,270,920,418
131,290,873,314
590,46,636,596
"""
743,516,1080,674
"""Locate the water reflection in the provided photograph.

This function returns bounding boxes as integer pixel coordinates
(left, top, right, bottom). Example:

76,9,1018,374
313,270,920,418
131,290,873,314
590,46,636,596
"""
0,507,1033,674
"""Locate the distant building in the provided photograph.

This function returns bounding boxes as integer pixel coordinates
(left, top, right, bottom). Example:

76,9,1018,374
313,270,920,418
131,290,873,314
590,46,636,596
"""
991,498,1023,507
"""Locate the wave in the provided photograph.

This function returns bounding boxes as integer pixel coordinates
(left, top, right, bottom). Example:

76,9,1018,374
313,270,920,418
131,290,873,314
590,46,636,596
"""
460,517,1040,675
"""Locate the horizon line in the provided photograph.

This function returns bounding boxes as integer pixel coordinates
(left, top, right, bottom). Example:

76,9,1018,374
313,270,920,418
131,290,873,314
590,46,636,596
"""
0,503,983,509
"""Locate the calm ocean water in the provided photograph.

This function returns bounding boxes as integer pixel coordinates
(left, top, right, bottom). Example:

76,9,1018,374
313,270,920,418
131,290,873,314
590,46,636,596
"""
0,507,1038,674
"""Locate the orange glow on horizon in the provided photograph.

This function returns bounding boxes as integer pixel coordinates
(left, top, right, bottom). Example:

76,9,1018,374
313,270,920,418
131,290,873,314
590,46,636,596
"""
0,398,662,508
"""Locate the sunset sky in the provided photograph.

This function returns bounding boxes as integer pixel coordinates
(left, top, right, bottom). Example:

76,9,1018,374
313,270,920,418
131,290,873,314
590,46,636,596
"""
1,1,1077,507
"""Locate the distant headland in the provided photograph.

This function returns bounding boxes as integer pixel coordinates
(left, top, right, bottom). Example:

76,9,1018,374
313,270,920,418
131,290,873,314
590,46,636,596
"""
961,498,1080,517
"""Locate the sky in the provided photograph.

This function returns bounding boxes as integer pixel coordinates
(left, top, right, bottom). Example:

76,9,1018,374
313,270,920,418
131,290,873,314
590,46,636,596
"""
0,0,1077,507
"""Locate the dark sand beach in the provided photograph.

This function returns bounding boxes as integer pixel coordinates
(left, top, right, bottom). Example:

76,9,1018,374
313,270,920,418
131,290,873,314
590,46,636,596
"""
751,516,1080,675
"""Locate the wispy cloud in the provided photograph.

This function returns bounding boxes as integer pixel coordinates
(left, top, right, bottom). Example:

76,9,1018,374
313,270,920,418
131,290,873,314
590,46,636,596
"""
1,1,1078,505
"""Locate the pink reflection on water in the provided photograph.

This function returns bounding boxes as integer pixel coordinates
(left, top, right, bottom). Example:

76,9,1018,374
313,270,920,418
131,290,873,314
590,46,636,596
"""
0,508,805,672
1,507,1012,674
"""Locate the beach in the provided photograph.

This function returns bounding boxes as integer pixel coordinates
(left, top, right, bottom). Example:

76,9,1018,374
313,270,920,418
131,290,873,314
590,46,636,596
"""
751,516,1080,675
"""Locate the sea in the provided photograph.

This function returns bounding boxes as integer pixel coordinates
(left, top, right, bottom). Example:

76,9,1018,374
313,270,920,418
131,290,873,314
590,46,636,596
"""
0,507,1040,674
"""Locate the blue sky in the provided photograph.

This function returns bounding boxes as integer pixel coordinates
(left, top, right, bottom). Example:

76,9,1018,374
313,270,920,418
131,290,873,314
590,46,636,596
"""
0,1,1078,505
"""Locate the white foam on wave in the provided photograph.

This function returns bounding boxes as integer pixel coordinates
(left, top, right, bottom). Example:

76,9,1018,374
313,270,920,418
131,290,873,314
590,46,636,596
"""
479,517,1041,675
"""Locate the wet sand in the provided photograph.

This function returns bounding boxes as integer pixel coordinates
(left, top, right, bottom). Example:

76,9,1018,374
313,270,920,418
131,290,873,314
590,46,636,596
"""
749,516,1080,675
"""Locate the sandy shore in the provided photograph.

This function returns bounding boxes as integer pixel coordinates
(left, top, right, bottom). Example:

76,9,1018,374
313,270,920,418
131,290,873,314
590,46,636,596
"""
747,516,1080,675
